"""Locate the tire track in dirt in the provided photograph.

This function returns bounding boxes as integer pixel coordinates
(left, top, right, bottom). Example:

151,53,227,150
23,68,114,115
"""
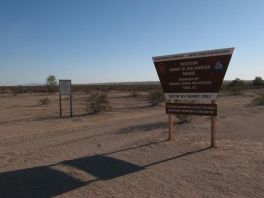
0,113,164,148
51,117,166,149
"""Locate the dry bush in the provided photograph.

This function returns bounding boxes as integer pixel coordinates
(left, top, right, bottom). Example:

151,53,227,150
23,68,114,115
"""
13,85,26,96
174,114,192,124
172,100,193,124
252,76,264,86
86,93,111,113
252,95,264,106
227,78,245,95
148,90,165,106
39,97,50,105
130,91,139,97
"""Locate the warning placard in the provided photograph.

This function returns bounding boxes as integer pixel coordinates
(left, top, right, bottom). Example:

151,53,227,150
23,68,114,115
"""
153,48,234,101
166,103,217,116
59,80,71,95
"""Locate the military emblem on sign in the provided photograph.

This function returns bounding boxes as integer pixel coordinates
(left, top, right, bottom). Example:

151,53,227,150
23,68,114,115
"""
156,63,167,75
214,61,224,71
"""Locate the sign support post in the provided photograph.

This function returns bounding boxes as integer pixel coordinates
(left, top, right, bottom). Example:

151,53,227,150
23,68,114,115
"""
59,80,72,118
211,100,216,147
168,114,173,140
59,94,62,118
70,94,73,117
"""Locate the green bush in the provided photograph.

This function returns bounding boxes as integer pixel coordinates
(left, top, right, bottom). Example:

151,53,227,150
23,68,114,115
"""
252,95,264,106
252,76,264,86
228,78,244,95
87,93,111,113
148,90,165,106
46,74,58,92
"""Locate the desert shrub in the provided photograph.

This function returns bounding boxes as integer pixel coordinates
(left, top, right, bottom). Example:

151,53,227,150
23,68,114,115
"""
251,95,264,106
172,100,193,124
174,114,192,124
148,90,165,106
252,76,264,86
13,85,26,95
87,93,111,113
39,97,50,105
228,78,244,95
46,74,58,92
130,91,138,97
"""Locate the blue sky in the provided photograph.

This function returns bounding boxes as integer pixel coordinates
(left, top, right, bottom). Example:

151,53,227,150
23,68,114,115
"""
0,0,263,85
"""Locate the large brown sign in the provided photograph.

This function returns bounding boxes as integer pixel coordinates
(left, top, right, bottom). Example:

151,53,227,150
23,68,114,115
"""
166,103,217,116
153,48,234,101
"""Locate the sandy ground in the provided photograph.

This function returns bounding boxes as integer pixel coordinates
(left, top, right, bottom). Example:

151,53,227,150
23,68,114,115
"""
0,89,263,198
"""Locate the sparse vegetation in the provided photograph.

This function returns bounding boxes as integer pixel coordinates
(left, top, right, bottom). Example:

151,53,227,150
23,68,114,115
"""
228,78,245,95
148,90,165,106
39,97,50,105
252,95,264,106
130,91,139,97
87,93,111,113
174,114,192,124
46,74,58,92
252,76,264,86
13,85,26,96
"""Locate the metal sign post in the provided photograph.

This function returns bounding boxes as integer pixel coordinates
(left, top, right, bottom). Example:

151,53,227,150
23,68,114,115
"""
70,94,73,117
153,48,235,147
59,80,72,118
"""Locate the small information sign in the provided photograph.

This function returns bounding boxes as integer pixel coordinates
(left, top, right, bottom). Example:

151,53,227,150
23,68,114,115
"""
59,80,71,95
59,80,72,117
166,103,217,116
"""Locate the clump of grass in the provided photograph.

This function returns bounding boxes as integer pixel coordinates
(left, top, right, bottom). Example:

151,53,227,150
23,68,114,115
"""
252,95,264,106
148,90,165,106
86,93,111,113
39,97,50,105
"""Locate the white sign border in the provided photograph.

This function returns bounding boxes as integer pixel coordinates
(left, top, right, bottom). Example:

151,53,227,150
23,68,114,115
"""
153,47,235,62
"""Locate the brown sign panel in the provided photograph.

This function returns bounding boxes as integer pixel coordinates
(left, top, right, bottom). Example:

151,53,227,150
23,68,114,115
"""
153,48,234,101
166,103,217,116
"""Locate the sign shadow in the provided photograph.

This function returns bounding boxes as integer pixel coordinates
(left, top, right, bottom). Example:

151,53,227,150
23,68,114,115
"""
0,141,210,198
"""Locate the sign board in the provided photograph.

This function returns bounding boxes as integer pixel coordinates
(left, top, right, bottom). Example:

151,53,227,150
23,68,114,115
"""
59,80,71,95
153,48,234,101
166,103,217,116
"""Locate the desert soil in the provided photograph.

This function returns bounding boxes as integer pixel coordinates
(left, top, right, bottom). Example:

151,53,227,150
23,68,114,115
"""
0,89,263,198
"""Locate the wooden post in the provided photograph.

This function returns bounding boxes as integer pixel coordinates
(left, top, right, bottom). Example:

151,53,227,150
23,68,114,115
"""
168,114,173,140
211,100,216,147
70,94,73,117
59,94,62,118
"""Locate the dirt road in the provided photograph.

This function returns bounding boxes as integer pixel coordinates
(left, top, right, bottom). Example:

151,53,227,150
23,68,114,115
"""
0,90,263,197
